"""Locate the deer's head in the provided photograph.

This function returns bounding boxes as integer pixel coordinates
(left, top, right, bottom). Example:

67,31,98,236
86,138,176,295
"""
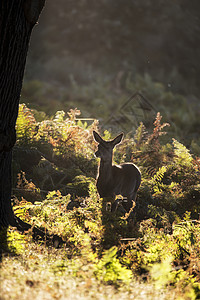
93,131,123,162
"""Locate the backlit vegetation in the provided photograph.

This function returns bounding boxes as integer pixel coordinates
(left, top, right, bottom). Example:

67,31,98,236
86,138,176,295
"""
1,105,200,299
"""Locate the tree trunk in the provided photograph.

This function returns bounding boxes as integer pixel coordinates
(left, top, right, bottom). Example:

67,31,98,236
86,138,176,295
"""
0,0,45,229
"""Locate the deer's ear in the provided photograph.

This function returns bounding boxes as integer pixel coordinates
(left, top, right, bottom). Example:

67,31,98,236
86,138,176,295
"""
112,133,124,146
93,131,104,144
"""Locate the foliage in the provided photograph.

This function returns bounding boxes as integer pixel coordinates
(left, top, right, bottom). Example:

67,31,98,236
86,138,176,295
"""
21,73,200,151
16,103,37,145
26,1,200,97
13,104,98,198
21,1,200,152
3,105,200,299
94,246,132,286
173,138,193,168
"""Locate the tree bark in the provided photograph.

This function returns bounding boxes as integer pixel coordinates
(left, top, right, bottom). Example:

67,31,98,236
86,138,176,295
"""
0,0,45,229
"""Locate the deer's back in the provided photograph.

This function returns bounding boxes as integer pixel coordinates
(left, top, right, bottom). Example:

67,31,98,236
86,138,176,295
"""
113,163,141,193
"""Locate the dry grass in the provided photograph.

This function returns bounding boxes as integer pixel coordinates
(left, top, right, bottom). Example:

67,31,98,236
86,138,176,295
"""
0,238,174,300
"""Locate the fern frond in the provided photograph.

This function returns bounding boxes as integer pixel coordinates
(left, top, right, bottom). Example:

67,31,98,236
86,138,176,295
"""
134,122,147,146
151,166,167,193
173,139,193,168
16,104,37,144
147,112,170,145
153,166,167,182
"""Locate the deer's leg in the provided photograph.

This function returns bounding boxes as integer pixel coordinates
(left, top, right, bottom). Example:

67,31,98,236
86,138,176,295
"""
101,197,115,212
122,193,137,213
122,198,132,212
111,199,121,212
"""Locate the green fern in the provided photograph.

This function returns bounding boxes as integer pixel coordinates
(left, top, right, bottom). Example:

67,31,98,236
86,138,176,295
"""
94,246,132,285
152,166,167,194
173,139,193,168
134,122,147,146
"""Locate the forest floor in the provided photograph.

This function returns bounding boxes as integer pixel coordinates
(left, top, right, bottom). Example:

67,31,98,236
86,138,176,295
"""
0,236,176,300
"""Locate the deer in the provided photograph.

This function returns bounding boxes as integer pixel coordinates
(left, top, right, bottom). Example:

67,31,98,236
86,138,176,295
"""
93,131,141,213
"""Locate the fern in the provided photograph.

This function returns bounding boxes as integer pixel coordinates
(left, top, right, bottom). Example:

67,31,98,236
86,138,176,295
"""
147,112,170,145
54,110,66,122
94,246,132,285
16,104,37,145
131,113,170,176
151,166,167,194
134,122,147,146
173,139,193,168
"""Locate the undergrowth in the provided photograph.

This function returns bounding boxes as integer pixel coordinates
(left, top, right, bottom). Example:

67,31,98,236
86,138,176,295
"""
1,105,200,300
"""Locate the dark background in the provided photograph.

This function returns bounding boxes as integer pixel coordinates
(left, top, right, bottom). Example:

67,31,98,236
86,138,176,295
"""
21,0,200,143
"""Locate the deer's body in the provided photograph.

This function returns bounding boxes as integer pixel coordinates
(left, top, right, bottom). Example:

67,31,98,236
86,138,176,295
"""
93,131,141,212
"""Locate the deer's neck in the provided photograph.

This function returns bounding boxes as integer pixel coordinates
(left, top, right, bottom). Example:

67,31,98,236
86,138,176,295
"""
97,158,114,197
98,159,112,181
